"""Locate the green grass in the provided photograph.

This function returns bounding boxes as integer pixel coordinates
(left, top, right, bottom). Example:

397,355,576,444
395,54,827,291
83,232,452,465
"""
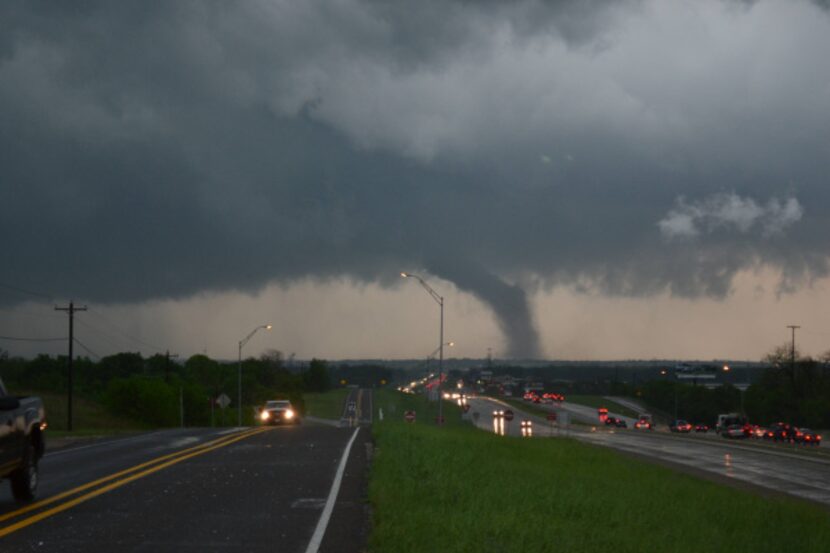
373,389,465,426
501,397,561,418
19,390,146,434
304,388,352,419
368,391,830,553
566,394,641,418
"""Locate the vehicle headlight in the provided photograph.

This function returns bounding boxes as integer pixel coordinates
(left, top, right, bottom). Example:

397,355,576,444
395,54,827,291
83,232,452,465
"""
285,409,295,419
260,411,270,421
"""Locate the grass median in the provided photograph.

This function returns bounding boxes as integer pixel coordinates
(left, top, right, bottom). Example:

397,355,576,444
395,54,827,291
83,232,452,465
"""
368,392,829,553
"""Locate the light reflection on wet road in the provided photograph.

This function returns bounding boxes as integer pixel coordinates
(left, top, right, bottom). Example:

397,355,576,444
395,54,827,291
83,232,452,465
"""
467,397,830,507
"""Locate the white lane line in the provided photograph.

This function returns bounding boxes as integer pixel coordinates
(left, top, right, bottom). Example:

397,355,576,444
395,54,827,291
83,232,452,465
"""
45,428,246,458
45,430,165,457
217,427,246,435
303,427,361,553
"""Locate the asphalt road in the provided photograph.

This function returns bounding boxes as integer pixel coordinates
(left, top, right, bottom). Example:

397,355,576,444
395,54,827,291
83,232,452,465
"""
468,396,830,508
0,420,371,553
339,388,373,426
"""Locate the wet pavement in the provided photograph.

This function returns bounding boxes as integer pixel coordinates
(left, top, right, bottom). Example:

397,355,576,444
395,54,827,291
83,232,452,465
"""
467,396,830,508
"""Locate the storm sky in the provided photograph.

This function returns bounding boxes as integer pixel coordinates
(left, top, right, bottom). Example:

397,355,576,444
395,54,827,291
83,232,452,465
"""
3,0,830,361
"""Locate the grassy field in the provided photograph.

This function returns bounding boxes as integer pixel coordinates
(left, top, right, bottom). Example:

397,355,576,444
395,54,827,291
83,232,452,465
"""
368,391,830,553
303,388,352,419
566,394,641,418
18,390,145,435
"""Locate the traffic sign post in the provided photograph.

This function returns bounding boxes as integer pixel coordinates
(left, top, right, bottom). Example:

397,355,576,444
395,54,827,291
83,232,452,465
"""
503,409,514,422
216,393,231,409
404,410,416,423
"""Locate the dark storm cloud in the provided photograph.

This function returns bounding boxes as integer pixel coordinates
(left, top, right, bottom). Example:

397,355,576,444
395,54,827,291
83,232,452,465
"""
3,0,830,358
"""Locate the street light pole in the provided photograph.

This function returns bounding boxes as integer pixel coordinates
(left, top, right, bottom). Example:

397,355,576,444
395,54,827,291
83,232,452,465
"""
237,324,272,426
402,272,445,424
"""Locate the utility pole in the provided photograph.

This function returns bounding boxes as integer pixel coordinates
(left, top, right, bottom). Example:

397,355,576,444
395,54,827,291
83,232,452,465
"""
787,324,800,381
55,301,87,432
165,350,179,383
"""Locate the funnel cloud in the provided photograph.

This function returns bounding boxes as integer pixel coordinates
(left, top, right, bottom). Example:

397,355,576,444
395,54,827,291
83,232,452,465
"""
2,1,830,358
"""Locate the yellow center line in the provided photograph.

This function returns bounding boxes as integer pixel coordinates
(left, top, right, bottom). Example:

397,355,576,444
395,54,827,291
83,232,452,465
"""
0,427,270,539
0,427,266,525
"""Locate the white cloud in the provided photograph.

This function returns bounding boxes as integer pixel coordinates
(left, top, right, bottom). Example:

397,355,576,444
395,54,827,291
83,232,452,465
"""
659,193,803,239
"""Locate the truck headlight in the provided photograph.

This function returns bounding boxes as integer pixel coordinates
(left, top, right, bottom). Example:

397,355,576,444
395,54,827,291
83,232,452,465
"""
260,411,270,421
285,409,295,419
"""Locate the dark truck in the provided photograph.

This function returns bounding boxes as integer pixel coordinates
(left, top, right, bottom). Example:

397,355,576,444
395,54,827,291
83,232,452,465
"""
0,378,46,502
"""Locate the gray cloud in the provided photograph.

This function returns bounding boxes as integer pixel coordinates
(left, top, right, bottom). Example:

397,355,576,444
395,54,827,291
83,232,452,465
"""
2,0,830,358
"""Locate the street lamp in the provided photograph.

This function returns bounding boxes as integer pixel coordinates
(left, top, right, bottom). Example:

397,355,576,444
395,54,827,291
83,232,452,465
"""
238,324,272,426
402,272,445,424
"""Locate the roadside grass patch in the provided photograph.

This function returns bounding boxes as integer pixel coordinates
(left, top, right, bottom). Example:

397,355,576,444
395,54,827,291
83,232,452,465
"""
373,389,465,427
21,390,145,434
566,394,640,418
369,411,829,552
304,388,352,419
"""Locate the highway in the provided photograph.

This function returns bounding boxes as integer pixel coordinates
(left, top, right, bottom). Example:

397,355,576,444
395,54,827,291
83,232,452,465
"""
468,396,830,508
0,404,372,552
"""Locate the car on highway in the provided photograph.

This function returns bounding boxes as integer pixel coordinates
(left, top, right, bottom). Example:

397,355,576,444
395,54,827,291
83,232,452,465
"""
722,424,751,439
604,416,627,428
694,423,709,433
259,400,300,425
634,414,653,430
767,422,797,442
750,425,767,439
793,428,822,446
1,378,46,502
669,420,692,433
716,413,746,434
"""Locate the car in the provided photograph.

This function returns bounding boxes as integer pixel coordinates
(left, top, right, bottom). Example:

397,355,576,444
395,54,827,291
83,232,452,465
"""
604,416,624,427
716,413,746,434
259,400,300,425
694,423,709,433
722,424,751,439
604,416,627,428
793,428,822,446
634,415,653,430
1,378,46,502
768,422,797,442
750,425,767,439
669,419,692,433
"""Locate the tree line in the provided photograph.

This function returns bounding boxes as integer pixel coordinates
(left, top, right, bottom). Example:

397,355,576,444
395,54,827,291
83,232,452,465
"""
613,344,830,428
0,348,331,428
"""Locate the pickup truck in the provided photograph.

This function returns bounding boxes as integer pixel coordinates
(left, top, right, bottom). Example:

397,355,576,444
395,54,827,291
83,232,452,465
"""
0,378,46,502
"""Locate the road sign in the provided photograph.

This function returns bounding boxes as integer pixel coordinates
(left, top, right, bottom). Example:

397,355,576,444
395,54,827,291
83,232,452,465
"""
546,412,557,421
216,393,231,409
503,409,514,421
404,410,416,423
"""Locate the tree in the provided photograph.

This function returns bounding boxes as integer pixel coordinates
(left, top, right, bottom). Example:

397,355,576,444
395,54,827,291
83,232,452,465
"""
303,359,330,393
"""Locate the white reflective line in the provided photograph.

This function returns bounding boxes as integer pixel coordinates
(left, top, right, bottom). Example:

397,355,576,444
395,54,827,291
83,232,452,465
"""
303,427,360,553
45,430,165,457
217,427,245,435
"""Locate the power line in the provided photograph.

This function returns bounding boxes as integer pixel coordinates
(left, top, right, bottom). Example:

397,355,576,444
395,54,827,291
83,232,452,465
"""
75,318,135,353
0,335,66,342
87,308,165,353
73,337,101,360
0,281,54,301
